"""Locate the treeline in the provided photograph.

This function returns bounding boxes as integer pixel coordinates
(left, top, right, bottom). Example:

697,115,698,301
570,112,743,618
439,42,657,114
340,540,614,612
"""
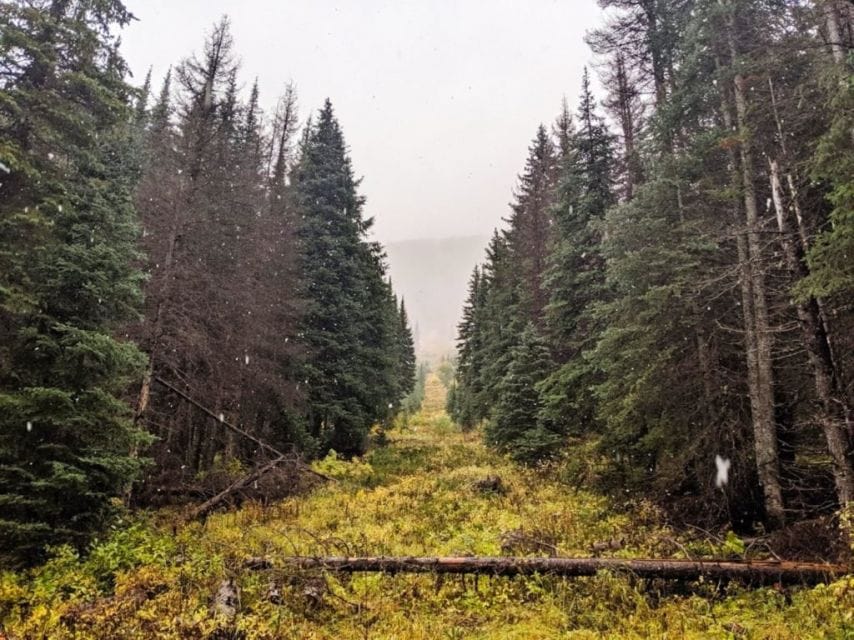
450,0,854,531
0,2,415,566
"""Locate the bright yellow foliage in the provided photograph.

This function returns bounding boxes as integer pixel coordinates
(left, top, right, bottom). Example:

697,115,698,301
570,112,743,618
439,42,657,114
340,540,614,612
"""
1,374,851,638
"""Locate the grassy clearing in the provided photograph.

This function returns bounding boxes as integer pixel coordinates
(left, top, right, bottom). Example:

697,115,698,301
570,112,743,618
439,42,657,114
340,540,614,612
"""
1,374,852,638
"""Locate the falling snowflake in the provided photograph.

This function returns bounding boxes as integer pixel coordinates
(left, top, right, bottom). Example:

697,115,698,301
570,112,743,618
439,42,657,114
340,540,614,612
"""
26,421,32,433
715,455,731,488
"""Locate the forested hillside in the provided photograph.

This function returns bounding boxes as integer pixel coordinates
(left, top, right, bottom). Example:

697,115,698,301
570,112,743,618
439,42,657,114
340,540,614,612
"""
0,5,415,567
450,0,854,536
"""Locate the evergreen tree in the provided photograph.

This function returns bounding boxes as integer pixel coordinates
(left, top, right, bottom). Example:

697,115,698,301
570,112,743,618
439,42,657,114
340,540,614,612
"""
505,125,558,328
798,61,854,300
539,69,615,437
452,267,489,428
478,232,523,413
486,324,558,464
451,0,854,530
0,0,147,566
292,100,406,454
395,298,417,400
129,20,309,481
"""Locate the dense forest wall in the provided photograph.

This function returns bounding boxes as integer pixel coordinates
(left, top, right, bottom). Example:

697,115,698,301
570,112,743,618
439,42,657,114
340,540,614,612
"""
450,0,854,533
0,4,415,567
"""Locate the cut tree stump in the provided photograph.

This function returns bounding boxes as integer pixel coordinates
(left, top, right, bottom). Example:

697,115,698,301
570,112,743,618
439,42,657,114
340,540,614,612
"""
243,555,850,586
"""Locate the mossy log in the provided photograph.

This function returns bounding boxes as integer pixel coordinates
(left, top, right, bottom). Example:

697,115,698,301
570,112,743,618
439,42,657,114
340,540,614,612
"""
244,555,849,586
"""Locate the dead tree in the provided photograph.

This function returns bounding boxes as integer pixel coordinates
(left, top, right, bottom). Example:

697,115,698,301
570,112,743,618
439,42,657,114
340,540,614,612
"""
243,555,849,586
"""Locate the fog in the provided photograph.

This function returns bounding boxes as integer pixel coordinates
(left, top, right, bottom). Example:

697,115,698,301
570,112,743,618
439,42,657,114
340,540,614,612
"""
120,0,603,354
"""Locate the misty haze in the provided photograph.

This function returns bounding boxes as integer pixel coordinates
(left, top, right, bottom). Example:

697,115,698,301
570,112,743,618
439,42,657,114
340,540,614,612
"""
1,1,852,637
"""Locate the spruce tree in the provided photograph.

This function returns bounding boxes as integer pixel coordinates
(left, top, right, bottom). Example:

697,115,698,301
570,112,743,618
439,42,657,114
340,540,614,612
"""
486,324,558,464
478,232,522,414
539,69,615,437
292,100,404,454
505,125,558,327
395,298,417,400
0,0,147,566
452,267,489,428
798,65,854,300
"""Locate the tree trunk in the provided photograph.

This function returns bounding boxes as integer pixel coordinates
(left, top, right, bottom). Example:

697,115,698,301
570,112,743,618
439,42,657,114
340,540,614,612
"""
716,41,785,527
134,182,184,435
641,0,669,107
189,455,287,520
613,53,642,199
768,158,854,505
154,376,333,482
243,555,849,586
824,0,847,65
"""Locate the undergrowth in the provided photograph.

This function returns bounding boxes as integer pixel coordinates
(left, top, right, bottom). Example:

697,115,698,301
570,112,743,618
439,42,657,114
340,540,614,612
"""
1,375,852,638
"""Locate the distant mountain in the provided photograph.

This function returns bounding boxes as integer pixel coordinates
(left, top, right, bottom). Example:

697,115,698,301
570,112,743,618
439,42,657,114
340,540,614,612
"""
385,235,489,362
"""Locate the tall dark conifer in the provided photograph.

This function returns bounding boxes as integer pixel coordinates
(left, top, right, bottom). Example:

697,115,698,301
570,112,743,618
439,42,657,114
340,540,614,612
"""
486,323,557,464
539,69,615,436
395,298,417,401
0,0,147,565
505,125,558,328
452,266,489,428
292,100,407,454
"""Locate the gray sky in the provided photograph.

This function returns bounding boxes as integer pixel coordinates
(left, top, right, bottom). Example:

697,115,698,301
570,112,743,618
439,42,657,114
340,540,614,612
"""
121,0,602,245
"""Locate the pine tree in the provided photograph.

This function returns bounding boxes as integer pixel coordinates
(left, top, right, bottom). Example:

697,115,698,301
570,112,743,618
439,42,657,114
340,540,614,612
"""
129,20,309,478
486,324,558,464
452,0,854,531
452,267,488,428
292,99,403,454
395,298,417,400
798,59,854,300
539,69,615,437
0,0,147,566
478,232,523,413
505,125,558,328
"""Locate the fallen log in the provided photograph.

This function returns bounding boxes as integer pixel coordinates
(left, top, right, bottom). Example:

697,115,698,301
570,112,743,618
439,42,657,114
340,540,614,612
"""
244,555,850,586
154,376,332,483
189,455,288,521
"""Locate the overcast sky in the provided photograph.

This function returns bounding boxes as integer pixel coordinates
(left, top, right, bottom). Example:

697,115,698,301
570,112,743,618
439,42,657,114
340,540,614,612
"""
121,0,603,245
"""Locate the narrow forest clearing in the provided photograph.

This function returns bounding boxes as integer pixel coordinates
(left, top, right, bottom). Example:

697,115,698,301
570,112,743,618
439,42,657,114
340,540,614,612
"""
1,374,851,639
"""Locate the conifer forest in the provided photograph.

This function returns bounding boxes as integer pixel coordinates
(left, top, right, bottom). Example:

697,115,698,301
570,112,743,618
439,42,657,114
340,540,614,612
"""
1,1,853,638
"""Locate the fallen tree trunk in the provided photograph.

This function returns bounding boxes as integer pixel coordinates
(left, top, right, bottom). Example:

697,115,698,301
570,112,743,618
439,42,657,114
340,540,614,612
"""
189,455,288,521
244,555,850,586
154,376,332,483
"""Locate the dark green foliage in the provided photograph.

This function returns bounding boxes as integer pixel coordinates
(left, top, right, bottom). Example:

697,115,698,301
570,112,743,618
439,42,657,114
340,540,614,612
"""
539,69,615,437
129,22,416,495
453,0,854,526
450,267,489,428
292,100,412,454
0,0,147,566
395,298,417,402
797,65,854,300
486,324,559,464
505,124,557,327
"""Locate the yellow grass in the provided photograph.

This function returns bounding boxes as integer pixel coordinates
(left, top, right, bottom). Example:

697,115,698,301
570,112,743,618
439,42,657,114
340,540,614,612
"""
1,374,852,638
